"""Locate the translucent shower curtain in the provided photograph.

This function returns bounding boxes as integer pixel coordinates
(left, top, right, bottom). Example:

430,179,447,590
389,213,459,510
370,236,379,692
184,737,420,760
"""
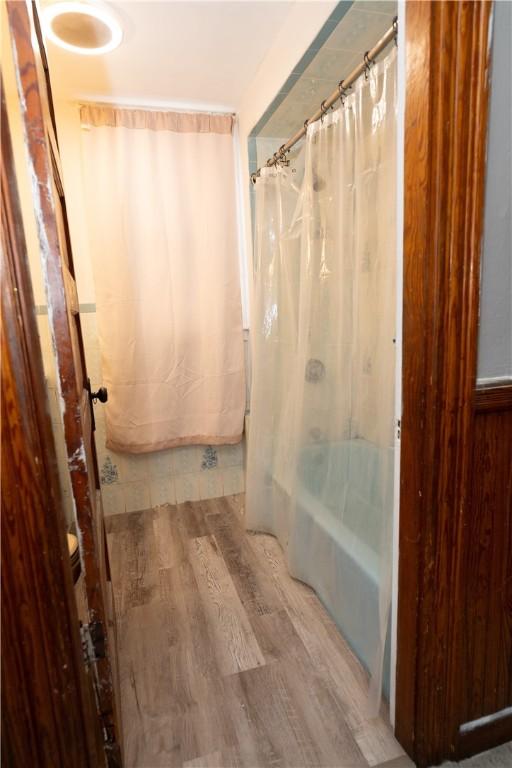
246,49,397,708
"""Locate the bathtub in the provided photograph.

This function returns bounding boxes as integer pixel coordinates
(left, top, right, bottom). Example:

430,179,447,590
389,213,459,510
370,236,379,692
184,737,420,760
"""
273,438,393,696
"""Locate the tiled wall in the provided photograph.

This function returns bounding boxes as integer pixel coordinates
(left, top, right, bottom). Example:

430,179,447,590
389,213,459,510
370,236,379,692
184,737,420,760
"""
248,1,396,144
82,311,246,516
37,308,245,523
99,441,245,517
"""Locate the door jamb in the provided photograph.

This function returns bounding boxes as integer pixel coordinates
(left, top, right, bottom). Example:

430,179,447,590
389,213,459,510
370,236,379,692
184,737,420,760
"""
1,86,106,767
5,1,123,760
396,2,493,765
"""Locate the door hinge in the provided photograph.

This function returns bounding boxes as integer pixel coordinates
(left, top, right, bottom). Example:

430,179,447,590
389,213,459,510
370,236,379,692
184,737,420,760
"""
397,418,401,440
80,621,106,666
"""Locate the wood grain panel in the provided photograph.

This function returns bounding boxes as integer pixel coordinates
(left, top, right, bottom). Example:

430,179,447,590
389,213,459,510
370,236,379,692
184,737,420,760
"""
243,610,368,767
107,497,405,767
183,752,224,768
1,83,105,766
396,2,493,764
5,2,121,759
64,263,79,314
474,384,512,413
457,403,512,750
250,534,404,767
116,599,181,767
228,661,366,768
178,499,211,539
153,503,187,569
106,508,160,615
458,712,512,760
206,497,281,617
159,563,241,764
188,534,266,675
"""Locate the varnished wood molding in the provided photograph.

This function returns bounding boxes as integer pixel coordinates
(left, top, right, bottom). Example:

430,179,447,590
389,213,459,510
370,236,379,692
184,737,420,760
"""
6,2,122,761
474,383,512,413
1,87,105,766
396,2,493,766
459,407,512,756
458,712,512,761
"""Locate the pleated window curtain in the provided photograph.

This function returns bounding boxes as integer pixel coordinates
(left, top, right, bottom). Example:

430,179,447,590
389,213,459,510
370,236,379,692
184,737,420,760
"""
80,105,245,453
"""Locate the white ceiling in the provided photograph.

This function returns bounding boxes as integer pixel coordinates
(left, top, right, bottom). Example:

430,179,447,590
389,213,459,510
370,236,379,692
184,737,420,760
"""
42,0,293,110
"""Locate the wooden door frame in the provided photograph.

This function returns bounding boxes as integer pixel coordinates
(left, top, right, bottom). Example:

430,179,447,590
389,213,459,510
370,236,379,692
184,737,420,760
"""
396,2,495,766
1,0,499,765
5,2,123,762
1,88,106,767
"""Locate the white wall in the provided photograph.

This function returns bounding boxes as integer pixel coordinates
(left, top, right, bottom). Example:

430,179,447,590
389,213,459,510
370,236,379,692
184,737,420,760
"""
54,101,97,302
237,1,338,313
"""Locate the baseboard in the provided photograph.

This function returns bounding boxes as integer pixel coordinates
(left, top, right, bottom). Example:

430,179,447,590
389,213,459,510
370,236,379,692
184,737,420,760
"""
456,709,512,760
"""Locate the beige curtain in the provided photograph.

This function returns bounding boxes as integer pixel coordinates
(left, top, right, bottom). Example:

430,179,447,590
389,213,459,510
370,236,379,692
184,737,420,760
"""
80,105,245,453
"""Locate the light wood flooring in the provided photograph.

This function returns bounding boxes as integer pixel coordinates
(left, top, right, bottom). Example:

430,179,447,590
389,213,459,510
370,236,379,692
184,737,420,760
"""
442,742,512,768
106,494,409,768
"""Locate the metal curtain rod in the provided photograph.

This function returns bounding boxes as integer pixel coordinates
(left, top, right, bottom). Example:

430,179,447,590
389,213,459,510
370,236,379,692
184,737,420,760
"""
251,16,397,184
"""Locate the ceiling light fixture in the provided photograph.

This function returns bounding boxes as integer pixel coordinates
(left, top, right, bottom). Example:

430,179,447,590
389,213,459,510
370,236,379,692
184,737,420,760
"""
41,1,122,55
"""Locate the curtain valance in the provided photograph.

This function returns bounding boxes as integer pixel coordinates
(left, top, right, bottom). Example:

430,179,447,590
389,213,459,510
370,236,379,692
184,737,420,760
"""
80,104,234,134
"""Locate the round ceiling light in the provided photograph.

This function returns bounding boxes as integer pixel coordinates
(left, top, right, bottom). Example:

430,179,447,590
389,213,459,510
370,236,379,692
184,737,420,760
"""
42,1,122,55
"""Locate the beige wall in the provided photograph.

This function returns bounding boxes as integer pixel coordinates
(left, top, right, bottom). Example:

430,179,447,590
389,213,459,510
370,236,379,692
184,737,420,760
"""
54,101,97,302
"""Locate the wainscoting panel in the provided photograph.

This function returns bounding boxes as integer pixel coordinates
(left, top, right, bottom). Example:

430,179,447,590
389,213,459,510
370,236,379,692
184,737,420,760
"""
457,384,512,756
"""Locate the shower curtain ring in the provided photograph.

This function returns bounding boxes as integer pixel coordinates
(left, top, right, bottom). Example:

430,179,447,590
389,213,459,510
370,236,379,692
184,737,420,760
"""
393,15,398,45
276,144,290,167
304,118,309,132
338,80,348,106
320,100,328,123
364,51,372,79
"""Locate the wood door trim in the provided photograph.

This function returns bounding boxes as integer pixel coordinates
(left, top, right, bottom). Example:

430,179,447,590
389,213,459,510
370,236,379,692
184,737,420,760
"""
458,405,512,752
1,85,105,767
474,382,512,413
457,712,512,760
6,2,122,762
396,2,493,766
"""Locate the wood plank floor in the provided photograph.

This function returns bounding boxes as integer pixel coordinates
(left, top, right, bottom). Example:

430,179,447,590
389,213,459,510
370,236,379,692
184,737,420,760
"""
106,494,408,768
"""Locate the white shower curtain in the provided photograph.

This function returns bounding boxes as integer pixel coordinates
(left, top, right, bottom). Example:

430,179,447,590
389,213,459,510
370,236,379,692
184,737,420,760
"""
246,49,397,707
80,106,245,453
